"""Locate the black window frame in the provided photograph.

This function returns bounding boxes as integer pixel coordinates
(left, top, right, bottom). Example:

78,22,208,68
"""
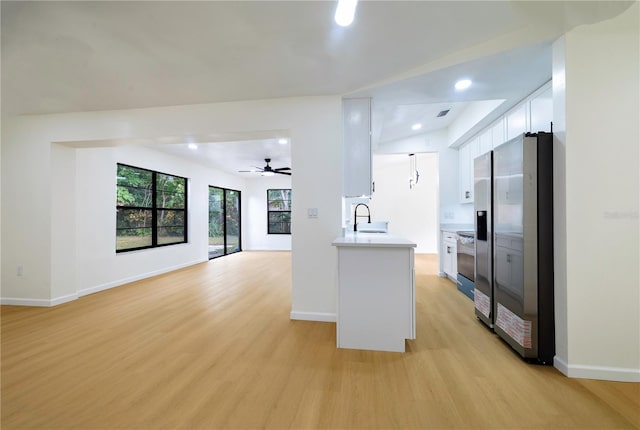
116,163,188,253
267,189,292,235
208,186,242,260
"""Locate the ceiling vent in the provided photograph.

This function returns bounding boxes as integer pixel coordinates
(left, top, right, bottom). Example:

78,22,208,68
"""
437,109,450,118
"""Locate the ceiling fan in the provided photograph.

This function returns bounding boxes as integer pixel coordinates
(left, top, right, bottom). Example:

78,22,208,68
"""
239,158,291,176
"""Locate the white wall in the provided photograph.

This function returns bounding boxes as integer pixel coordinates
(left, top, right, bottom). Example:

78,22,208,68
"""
74,145,247,297
2,117,54,301
377,130,473,225
553,3,639,382
245,175,292,251
51,144,77,302
368,153,438,253
551,36,569,372
1,96,342,322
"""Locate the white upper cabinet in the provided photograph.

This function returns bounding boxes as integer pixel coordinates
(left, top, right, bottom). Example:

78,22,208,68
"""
478,128,493,155
343,98,372,197
458,143,470,203
492,119,506,149
459,137,479,203
455,81,551,203
506,104,528,141
530,86,553,133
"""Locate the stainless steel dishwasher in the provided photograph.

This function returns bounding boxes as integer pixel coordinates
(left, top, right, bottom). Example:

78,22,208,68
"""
456,231,475,300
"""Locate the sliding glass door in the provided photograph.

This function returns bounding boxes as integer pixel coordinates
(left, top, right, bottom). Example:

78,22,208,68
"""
208,186,241,259
225,189,240,254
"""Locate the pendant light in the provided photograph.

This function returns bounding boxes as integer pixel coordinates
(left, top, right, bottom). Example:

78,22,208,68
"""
409,154,420,189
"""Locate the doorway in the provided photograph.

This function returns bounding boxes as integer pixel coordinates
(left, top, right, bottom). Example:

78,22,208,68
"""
368,153,439,253
209,186,241,259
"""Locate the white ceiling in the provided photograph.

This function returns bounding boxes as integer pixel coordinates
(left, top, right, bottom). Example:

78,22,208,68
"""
148,138,292,178
377,101,471,143
1,1,633,175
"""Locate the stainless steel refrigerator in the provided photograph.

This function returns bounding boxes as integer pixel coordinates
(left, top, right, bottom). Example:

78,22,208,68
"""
474,151,493,328
474,132,555,364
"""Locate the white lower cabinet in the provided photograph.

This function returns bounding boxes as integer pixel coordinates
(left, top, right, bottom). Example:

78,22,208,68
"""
442,232,458,280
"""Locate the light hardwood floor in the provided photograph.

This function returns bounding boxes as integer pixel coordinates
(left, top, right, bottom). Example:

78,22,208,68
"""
2,252,638,429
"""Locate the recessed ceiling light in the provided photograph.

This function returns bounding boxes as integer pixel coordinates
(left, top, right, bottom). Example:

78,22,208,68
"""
278,138,288,145
188,143,198,150
455,79,472,90
335,0,358,26
412,123,423,131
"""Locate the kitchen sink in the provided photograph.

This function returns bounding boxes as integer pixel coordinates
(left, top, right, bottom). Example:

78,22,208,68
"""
356,221,388,233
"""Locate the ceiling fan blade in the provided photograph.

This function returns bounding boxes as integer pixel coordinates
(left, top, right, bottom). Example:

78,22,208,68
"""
239,158,290,175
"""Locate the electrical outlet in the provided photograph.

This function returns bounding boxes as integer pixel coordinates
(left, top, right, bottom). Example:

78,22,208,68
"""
307,208,318,218
17,265,23,276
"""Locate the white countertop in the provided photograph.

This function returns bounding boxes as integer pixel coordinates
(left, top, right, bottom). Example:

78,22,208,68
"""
332,233,416,248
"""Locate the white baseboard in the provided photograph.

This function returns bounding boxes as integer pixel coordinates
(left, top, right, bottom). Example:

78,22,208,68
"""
554,356,640,382
78,258,207,297
290,311,336,322
1,293,78,307
554,356,569,376
50,293,79,306
1,297,53,307
1,259,207,307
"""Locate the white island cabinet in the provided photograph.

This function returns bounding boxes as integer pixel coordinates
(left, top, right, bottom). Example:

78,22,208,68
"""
332,234,416,352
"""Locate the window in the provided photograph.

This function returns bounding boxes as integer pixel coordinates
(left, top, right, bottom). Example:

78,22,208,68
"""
267,189,291,234
116,164,187,252
209,186,241,259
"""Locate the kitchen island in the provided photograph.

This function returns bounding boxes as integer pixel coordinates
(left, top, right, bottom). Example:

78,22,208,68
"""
332,233,416,352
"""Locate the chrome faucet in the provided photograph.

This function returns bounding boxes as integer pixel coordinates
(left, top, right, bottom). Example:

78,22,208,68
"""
353,203,371,232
